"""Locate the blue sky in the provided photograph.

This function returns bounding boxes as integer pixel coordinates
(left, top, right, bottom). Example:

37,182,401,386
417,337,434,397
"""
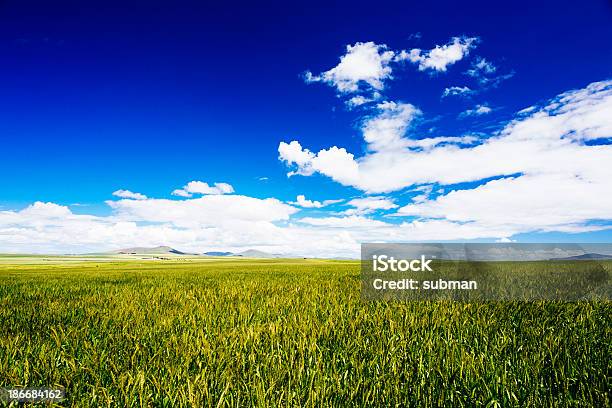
1,0,611,255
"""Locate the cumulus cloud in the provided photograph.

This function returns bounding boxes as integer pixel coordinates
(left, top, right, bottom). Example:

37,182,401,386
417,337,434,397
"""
107,195,294,228
278,101,421,176
112,190,147,200
396,173,612,233
3,71,612,257
0,199,527,258
0,198,300,255
282,80,612,191
305,42,395,94
279,140,359,182
396,36,478,72
279,80,612,236
305,36,477,102
279,100,415,184
172,181,234,197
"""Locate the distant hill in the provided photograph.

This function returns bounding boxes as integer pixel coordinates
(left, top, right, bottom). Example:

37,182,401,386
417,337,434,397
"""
550,253,612,261
232,249,282,258
103,247,286,258
110,246,189,255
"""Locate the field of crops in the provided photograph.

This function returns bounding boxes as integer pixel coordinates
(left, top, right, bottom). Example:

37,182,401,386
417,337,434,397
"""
0,258,610,407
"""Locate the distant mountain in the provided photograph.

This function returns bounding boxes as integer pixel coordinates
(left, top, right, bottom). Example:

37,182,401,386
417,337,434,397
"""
232,249,282,258
110,246,189,255
550,253,612,261
102,247,289,258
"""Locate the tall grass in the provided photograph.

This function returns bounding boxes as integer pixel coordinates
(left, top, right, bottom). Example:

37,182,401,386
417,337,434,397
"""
0,259,609,407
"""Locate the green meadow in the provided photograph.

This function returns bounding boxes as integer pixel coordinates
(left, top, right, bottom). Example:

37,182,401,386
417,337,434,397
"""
0,258,610,407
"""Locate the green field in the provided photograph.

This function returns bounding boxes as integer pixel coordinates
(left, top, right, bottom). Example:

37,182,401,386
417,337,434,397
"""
0,258,610,407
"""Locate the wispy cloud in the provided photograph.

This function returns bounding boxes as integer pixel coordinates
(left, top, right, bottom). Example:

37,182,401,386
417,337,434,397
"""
466,57,514,87
459,103,492,118
344,196,398,215
112,190,147,200
442,86,474,98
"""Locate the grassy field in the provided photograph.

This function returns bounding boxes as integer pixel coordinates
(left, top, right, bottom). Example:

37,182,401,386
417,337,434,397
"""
0,258,610,407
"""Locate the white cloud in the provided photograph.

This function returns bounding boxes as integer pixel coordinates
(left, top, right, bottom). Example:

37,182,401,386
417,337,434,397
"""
291,195,341,208
297,215,389,228
172,181,234,197
346,92,381,108
411,194,428,203
347,96,370,107
279,101,421,175
305,36,477,100
279,80,612,237
305,42,395,94
107,195,294,228
0,198,304,255
278,141,316,177
19,201,73,218
410,185,434,203
396,173,612,233
466,57,514,87
279,140,359,182
3,196,296,254
112,190,147,200
404,135,478,150
281,81,612,191
171,189,192,197
0,198,519,258
466,57,496,77
442,86,474,98
397,37,478,72
517,106,536,115
460,104,492,117
344,196,398,215
2,190,609,258
3,71,612,258
362,101,421,151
